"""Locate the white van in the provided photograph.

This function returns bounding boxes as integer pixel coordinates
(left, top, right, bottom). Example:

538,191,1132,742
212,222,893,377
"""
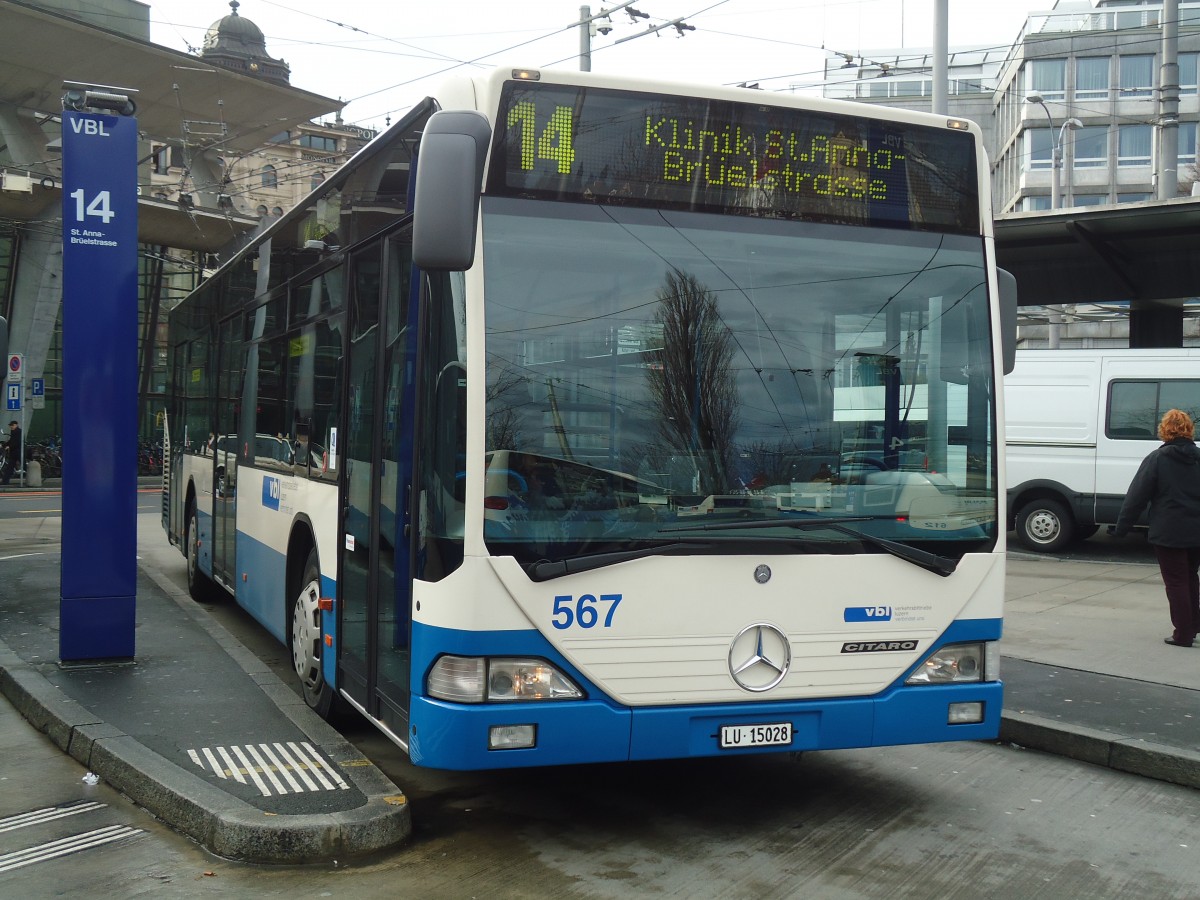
1005,348,1200,551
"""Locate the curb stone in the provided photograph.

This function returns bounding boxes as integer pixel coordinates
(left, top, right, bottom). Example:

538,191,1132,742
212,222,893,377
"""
1000,709,1200,791
0,582,412,864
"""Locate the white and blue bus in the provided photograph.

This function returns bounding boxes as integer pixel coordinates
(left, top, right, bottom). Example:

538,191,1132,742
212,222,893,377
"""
163,67,1017,770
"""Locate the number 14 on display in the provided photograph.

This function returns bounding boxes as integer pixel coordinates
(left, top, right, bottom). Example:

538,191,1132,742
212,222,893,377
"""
68,189,115,224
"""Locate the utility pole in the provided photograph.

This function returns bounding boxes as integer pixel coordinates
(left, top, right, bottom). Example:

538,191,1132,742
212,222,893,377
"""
926,0,949,476
1158,0,1180,200
580,5,591,72
579,3,648,68
932,0,948,115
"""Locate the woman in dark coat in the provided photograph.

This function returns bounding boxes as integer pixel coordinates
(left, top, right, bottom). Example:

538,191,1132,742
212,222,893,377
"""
1114,408,1200,647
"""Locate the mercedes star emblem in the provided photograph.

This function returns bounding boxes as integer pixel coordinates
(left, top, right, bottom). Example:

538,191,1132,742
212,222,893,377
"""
728,622,792,692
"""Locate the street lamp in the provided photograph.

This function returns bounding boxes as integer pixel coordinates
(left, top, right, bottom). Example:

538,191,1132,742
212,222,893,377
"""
1026,92,1083,209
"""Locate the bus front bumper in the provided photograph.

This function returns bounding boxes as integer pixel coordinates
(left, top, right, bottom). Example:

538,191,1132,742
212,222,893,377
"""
406,680,1003,770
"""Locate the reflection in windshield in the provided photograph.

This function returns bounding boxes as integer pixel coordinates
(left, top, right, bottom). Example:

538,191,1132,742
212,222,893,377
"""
482,198,997,568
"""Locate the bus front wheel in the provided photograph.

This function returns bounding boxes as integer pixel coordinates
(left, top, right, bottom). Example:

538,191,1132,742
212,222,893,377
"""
291,549,335,718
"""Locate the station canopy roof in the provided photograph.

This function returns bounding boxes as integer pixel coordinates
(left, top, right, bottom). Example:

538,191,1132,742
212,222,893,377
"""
995,198,1200,309
0,0,342,153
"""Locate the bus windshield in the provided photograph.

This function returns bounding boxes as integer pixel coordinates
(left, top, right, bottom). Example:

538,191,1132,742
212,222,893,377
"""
482,196,997,569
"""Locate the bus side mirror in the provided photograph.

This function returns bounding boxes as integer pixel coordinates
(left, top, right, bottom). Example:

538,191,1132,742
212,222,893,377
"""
413,110,492,271
997,268,1018,374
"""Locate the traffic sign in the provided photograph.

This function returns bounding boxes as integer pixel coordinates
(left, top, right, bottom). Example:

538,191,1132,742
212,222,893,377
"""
30,377,44,409
6,382,21,410
6,353,22,383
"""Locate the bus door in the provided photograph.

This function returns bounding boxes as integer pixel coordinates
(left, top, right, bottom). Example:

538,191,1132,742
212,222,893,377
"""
339,231,419,736
374,233,419,732
211,315,240,586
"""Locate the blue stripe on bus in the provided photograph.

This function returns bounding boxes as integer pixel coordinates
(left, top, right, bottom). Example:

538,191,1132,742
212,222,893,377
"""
228,531,339,662
233,530,289,643
406,618,1003,770
321,570,337,688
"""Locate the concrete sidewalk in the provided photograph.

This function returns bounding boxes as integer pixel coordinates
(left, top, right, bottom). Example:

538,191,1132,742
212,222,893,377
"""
1000,551,1200,790
0,499,1196,865
0,516,410,863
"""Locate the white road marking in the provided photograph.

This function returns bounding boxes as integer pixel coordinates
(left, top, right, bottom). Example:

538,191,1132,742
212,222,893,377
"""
215,747,247,785
292,741,347,790
275,742,319,791
230,745,270,796
186,742,352,796
0,801,106,834
243,743,288,795
257,742,304,793
0,825,143,873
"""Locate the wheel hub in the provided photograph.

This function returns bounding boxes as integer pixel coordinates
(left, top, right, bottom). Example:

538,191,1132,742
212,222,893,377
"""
187,514,199,582
1028,510,1060,542
292,579,323,690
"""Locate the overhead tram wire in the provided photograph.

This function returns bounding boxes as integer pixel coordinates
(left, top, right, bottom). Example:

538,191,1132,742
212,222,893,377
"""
146,3,1200,134
151,6,1195,173
147,5,535,132
342,22,579,120
539,0,733,70
257,0,478,67
348,0,738,125
316,10,1178,129
737,9,1200,101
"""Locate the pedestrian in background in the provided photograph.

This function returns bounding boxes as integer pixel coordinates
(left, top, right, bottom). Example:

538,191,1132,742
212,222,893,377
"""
1,419,21,485
1113,408,1200,647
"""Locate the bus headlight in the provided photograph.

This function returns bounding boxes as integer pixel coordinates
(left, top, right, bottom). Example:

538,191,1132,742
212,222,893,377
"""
906,642,997,684
427,655,583,703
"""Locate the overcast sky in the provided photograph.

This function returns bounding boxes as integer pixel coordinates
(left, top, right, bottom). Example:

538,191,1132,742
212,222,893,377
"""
145,0,1047,129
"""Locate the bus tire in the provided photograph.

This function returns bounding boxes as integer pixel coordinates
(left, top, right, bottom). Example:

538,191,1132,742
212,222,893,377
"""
185,503,216,603
291,548,335,718
1015,498,1074,553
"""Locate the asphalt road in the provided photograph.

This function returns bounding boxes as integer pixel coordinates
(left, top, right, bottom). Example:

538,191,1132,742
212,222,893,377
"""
140,509,1200,899
3,499,1196,898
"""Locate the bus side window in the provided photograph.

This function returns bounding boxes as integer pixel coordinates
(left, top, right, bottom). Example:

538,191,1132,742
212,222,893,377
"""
416,268,467,582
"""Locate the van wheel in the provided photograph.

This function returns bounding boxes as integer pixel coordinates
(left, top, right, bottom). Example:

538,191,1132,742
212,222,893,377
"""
291,549,335,718
1016,499,1074,552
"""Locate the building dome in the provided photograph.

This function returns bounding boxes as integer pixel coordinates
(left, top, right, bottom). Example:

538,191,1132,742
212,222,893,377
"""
199,1,290,85
203,1,267,54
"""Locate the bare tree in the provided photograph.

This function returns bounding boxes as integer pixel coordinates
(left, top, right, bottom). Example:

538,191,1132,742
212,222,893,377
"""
1180,163,1199,197
486,365,527,451
740,440,804,488
646,271,739,493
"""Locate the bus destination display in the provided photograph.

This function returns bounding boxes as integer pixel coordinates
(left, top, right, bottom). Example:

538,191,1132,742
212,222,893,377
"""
489,82,979,234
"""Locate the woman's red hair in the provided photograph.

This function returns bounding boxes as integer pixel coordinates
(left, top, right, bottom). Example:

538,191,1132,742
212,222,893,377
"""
1159,408,1195,442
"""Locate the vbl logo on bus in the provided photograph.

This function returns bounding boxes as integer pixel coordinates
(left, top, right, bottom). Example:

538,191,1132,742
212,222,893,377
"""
843,606,893,622
262,476,281,511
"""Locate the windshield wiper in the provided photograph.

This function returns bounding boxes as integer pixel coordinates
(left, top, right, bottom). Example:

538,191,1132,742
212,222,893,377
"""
526,528,862,580
659,517,958,577
528,539,712,580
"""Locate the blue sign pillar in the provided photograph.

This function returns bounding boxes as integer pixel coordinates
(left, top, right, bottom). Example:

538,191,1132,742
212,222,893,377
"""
60,108,138,661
